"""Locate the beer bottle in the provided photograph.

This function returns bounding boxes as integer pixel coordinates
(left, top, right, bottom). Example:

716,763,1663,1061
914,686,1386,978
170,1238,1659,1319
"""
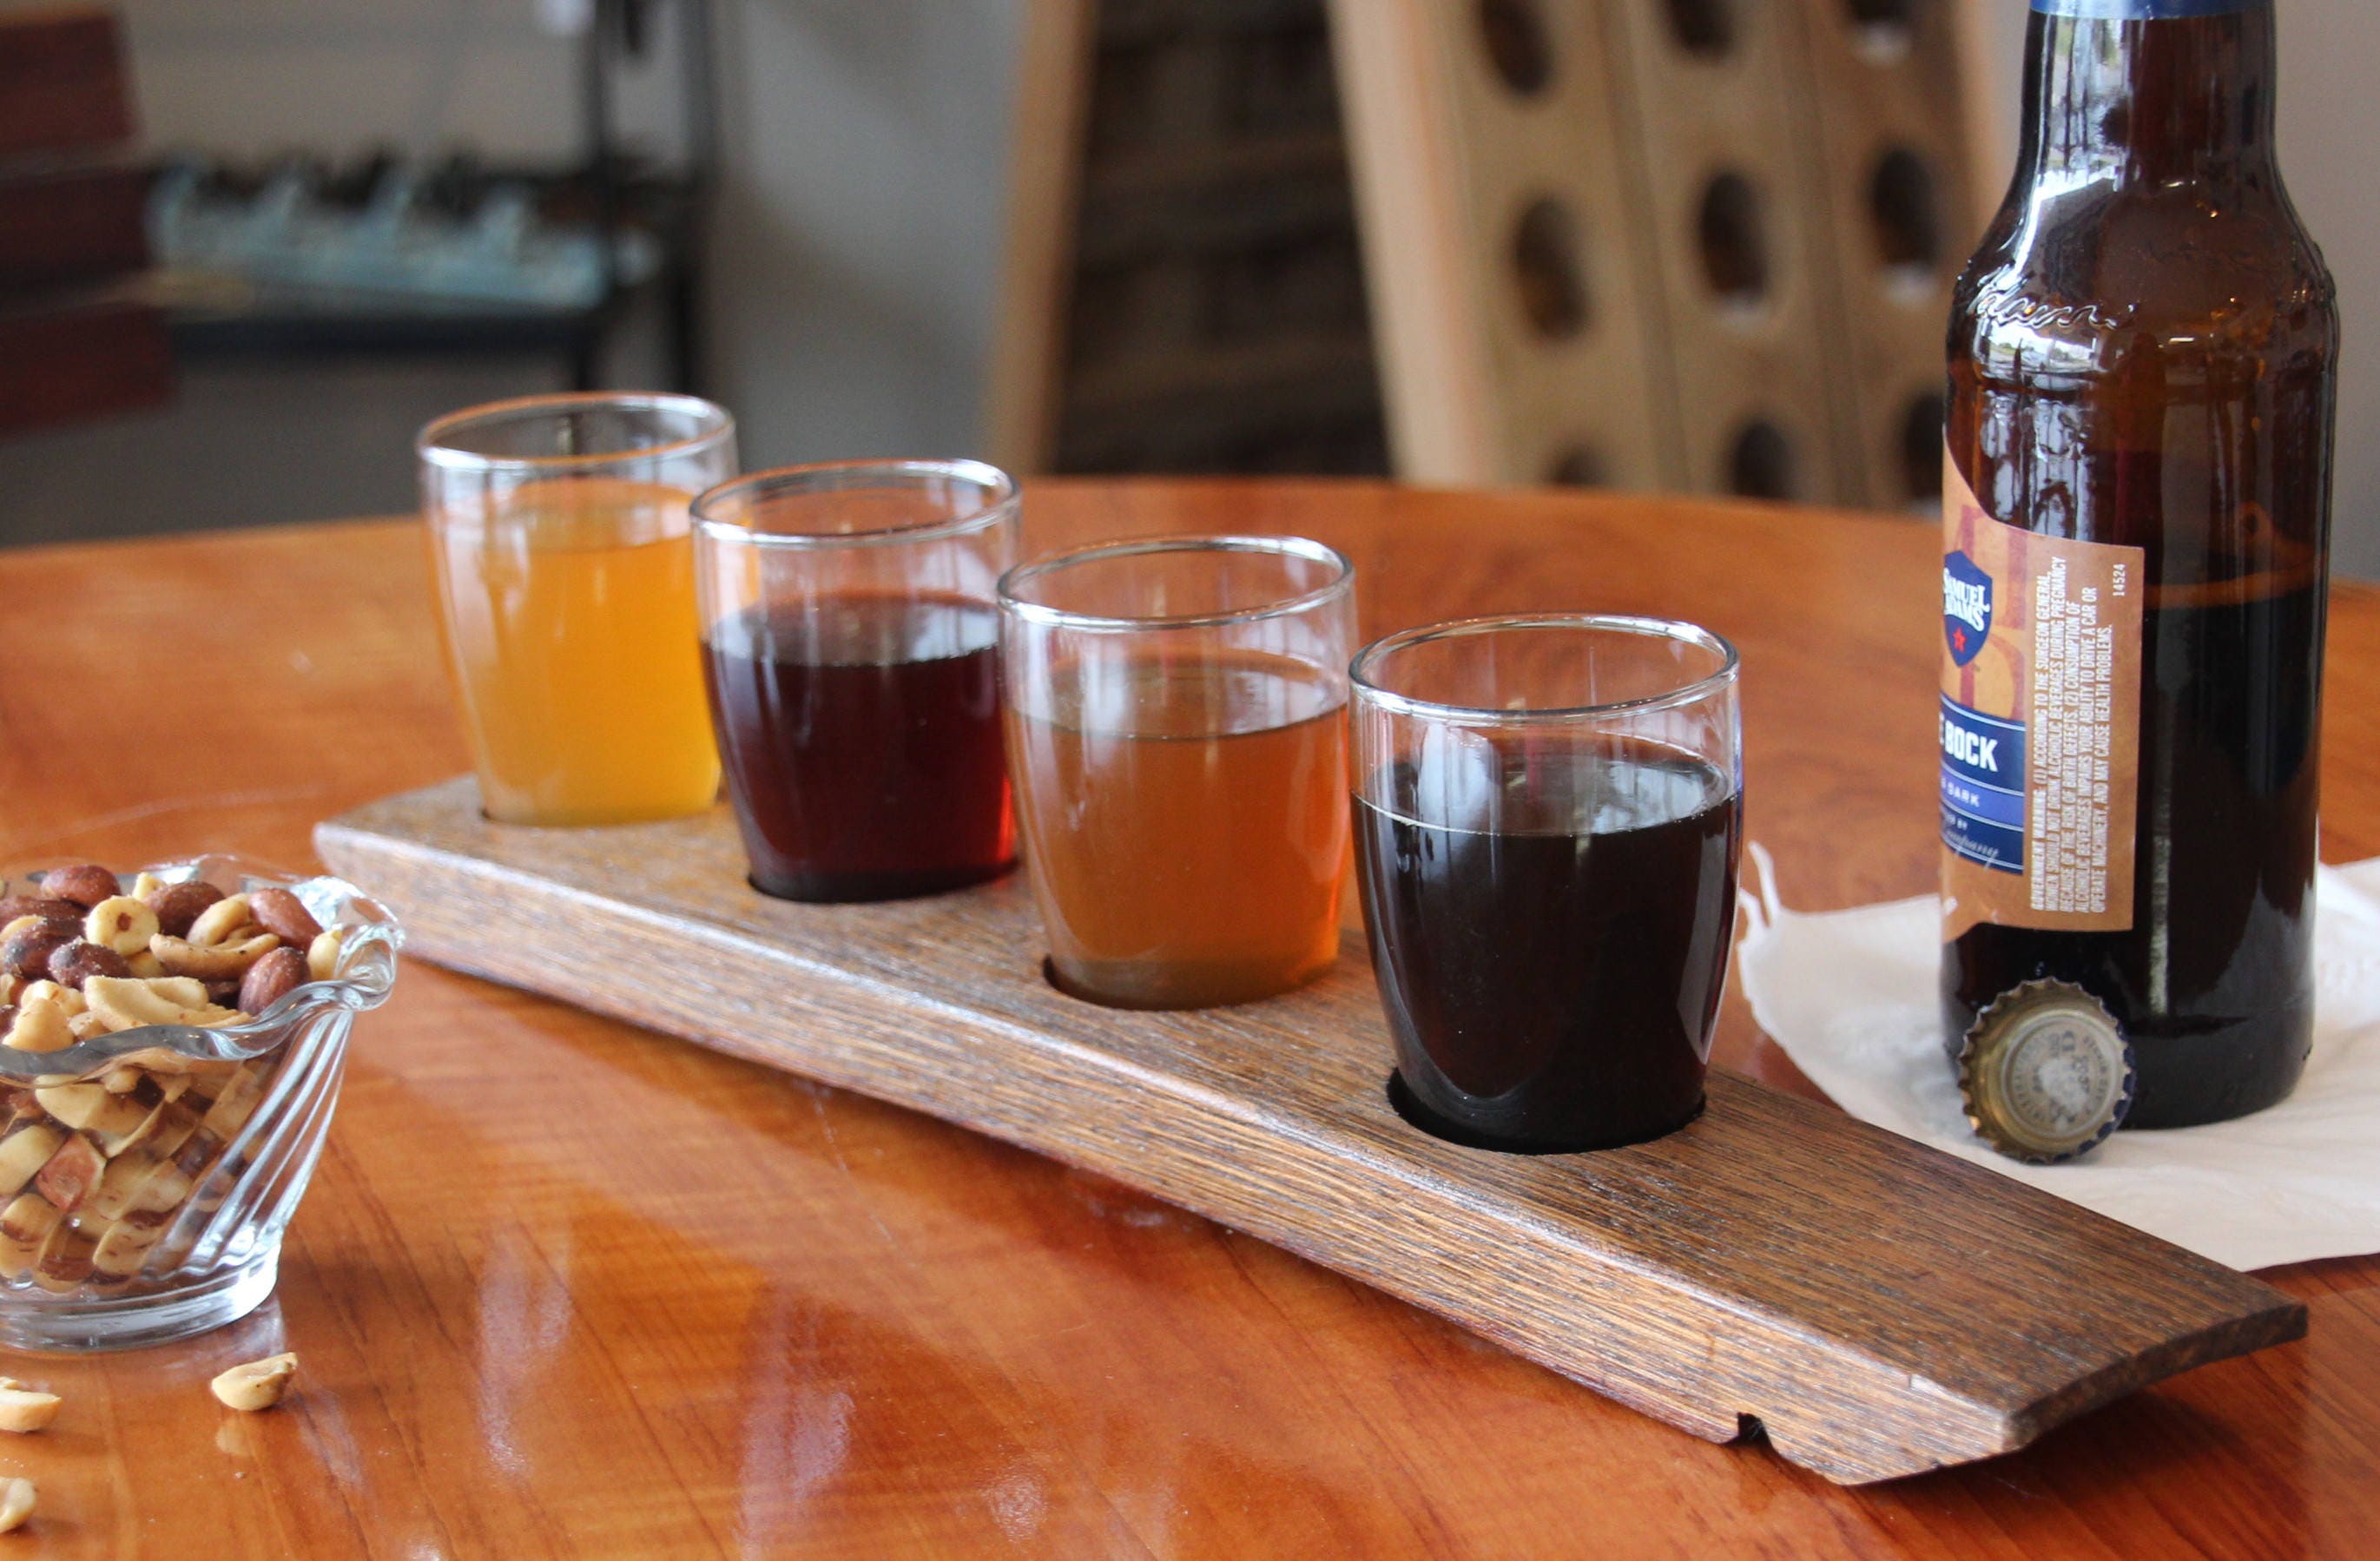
1940,0,2337,1130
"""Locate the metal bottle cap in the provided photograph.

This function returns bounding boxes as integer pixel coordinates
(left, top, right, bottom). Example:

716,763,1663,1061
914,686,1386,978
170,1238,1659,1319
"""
1957,979,2135,1163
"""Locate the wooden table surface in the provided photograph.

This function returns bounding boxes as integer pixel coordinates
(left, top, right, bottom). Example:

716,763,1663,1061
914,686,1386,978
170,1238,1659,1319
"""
0,479,2372,1557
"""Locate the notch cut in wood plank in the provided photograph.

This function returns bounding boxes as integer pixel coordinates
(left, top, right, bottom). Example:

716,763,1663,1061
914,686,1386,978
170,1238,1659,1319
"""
318,780,2306,1485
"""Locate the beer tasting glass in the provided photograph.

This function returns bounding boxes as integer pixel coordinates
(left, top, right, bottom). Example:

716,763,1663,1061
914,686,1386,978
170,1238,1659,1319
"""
999,536,1356,1009
419,392,735,827
694,459,1019,902
1350,615,1743,1151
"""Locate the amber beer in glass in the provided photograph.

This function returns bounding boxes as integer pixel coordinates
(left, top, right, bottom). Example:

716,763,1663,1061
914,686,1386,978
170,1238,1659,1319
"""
420,394,735,827
999,537,1355,1010
1942,0,2337,1126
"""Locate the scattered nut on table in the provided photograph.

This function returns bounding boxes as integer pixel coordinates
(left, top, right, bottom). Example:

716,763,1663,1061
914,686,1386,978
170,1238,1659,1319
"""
0,1380,58,1434
210,1352,297,1412
0,1477,30,1533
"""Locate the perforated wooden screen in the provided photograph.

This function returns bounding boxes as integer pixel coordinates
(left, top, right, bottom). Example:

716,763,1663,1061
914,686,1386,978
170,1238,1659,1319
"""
1331,0,1973,510
992,0,1975,511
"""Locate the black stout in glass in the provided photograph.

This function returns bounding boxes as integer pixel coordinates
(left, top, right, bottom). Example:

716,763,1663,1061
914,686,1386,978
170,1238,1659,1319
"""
1357,734,1742,1152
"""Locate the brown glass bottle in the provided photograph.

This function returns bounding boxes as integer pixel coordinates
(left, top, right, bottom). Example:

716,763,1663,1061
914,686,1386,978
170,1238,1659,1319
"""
1942,0,2337,1128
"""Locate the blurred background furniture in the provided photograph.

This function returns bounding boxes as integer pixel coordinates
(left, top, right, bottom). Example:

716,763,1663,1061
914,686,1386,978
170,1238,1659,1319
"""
152,0,715,397
0,7,172,439
989,0,1390,479
6,3,2375,563
992,0,1975,510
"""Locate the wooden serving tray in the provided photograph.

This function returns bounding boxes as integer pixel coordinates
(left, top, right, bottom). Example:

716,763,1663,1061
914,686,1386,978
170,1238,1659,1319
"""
317,780,2305,1485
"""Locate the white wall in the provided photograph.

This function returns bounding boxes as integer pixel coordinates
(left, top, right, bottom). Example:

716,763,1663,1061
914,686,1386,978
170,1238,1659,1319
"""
1964,0,2380,576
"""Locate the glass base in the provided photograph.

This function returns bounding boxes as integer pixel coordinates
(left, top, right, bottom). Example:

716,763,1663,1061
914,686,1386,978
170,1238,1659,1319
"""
0,1245,279,1353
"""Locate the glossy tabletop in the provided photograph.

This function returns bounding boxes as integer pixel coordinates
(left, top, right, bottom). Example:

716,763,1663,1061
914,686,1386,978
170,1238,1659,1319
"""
0,480,2372,1557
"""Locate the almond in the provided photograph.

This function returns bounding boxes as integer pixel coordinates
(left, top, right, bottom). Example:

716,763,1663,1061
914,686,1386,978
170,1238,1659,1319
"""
33,1136,105,1213
0,921,77,983
0,897,81,926
246,888,322,945
39,865,118,910
239,946,309,1015
143,880,226,939
45,939,131,991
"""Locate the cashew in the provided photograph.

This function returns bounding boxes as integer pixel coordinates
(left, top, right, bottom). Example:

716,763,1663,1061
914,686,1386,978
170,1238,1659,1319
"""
109,1045,240,1081
82,897,159,958
0,1477,30,1532
0,974,13,1007
82,976,213,1033
306,929,344,982
126,949,166,979
187,894,257,949
210,1352,297,1412
0,917,45,943
0,1380,59,1434
149,932,279,981
35,1084,150,1140
130,872,164,900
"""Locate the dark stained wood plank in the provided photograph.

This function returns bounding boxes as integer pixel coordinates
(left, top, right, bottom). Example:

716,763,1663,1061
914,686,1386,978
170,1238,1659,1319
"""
317,779,2303,1485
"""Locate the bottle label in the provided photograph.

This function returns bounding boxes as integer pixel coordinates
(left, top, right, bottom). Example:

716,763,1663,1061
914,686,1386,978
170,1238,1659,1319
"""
1941,451,2143,942
2030,1,2265,17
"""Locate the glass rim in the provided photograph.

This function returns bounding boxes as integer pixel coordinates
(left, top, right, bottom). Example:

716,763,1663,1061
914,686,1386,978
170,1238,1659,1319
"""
995,534,1354,632
415,391,735,472
1349,613,1741,724
690,458,1019,550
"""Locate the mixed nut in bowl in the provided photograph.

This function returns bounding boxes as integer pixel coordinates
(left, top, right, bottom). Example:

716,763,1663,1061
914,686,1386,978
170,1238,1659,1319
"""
0,858,399,1351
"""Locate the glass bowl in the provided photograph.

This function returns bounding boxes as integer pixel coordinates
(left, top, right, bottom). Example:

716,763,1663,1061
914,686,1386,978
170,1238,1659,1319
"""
0,856,399,1351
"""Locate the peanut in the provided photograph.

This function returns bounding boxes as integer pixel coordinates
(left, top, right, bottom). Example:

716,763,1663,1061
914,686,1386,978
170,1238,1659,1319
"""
306,929,344,982
0,1477,31,1532
0,1380,59,1434
210,1352,297,1412
83,896,159,958
1,992,76,1054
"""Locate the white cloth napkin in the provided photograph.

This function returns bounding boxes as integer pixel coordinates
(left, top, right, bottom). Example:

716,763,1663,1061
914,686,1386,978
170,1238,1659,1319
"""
1735,846,2380,1271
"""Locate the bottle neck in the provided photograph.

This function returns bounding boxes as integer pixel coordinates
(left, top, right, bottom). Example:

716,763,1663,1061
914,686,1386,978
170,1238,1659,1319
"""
2017,3,2278,187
